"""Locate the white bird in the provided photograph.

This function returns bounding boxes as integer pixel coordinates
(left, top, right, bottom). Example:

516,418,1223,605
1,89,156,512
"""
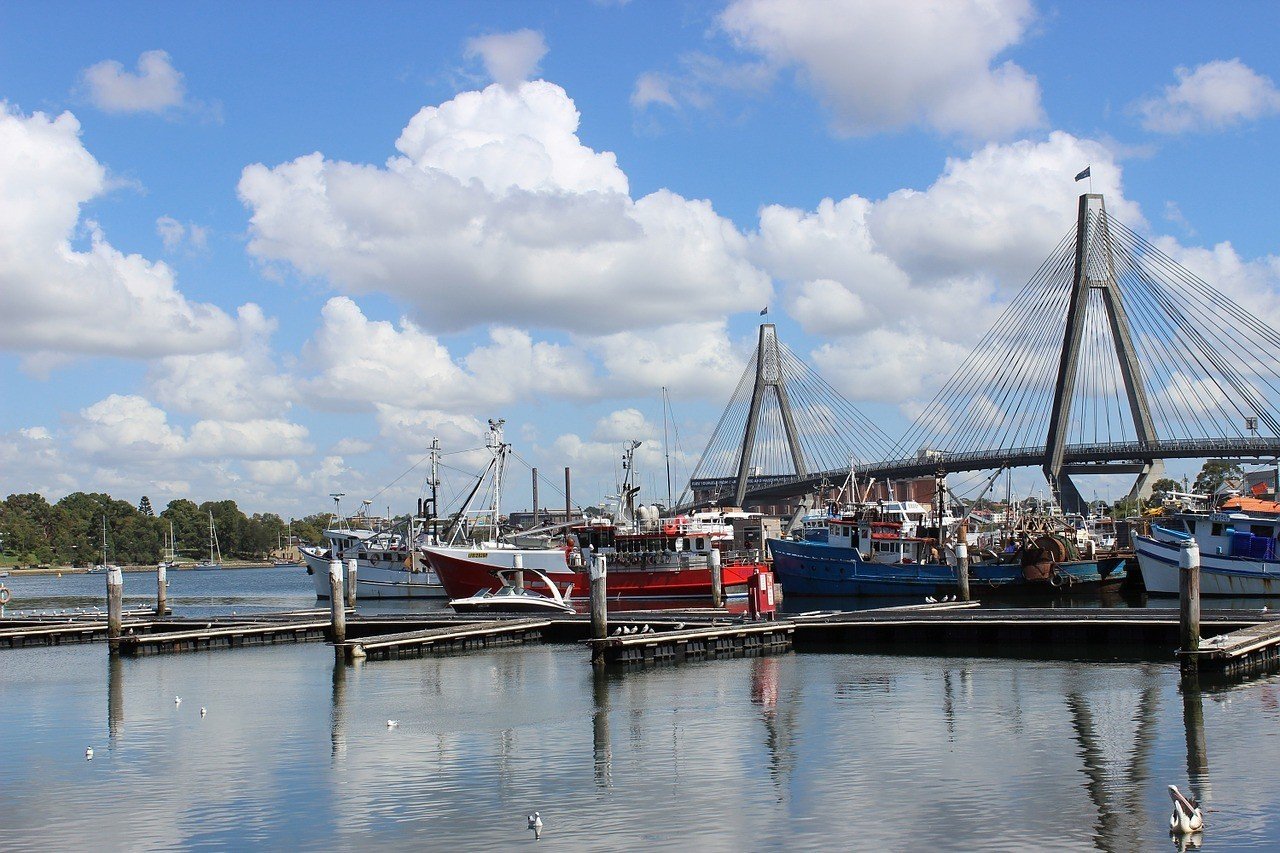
611,626,623,636
85,747,93,760
200,707,207,718
673,622,685,631
1169,785,1204,834
528,811,543,839
925,596,937,603
948,595,957,602
174,696,182,706
387,720,399,729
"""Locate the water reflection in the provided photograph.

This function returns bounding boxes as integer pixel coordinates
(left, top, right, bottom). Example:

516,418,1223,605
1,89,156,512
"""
591,670,612,788
107,653,123,746
1181,673,1209,805
751,656,797,798
1065,669,1160,852
331,654,348,760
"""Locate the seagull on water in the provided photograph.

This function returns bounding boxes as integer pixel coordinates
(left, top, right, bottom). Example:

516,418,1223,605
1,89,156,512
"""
200,707,207,718
528,811,543,839
85,747,93,760
1169,785,1204,834
174,696,182,706
387,720,399,729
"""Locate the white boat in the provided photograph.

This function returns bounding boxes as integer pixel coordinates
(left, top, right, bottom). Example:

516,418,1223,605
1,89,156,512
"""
1135,499,1280,596
301,492,446,599
449,568,574,614
194,511,223,570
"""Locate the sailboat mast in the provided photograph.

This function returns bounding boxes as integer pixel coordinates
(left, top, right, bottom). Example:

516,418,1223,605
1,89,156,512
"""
662,386,673,509
101,514,108,565
429,437,440,538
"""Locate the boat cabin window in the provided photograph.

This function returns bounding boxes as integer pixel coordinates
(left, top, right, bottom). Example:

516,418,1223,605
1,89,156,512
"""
1211,523,1224,536
695,537,705,550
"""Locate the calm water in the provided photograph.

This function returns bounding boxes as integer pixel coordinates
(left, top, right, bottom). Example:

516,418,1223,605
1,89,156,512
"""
2,570,1279,850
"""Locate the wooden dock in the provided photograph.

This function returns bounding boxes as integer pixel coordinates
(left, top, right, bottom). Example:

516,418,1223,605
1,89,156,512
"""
118,619,331,656
790,606,1266,654
341,618,551,661
586,620,794,665
1179,617,1280,677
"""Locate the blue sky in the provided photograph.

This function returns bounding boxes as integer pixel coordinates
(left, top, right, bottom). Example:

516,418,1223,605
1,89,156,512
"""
2,1,1279,516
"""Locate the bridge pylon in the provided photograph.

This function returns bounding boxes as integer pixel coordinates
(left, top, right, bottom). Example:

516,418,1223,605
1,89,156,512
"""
1043,193,1164,511
733,324,807,506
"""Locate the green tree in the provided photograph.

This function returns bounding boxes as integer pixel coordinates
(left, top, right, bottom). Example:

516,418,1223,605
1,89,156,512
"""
1193,461,1243,498
1145,477,1181,508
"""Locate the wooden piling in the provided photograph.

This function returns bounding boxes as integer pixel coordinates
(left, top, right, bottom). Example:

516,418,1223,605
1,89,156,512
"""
955,521,971,602
590,552,608,666
328,558,346,645
156,562,167,616
106,566,123,653
1179,539,1200,668
345,558,358,609
709,547,723,607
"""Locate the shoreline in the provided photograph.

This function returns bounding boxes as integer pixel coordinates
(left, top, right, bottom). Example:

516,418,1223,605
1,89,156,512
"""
3,562,285,576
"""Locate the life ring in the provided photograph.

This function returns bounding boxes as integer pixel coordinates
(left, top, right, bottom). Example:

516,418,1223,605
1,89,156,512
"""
0,586,10,604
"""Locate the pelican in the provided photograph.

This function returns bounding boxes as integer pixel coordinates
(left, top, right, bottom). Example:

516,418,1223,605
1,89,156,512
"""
528,811,543,839
387,720,399,729
200,707,207,718
85,747,93,760
1169,785,1204,834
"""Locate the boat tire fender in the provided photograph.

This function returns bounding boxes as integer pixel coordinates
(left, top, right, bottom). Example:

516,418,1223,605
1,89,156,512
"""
0,586,10,604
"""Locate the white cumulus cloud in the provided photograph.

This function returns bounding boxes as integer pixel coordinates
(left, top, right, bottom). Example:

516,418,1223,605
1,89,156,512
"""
465,29,549,87
0,104,238,373
81,49,186,114
1134,59,1280,134
717,0,1042,138
239,80,770,334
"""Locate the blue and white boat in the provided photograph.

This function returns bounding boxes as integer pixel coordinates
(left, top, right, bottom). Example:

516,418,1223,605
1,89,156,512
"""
769,514,1125,598
1135,500,1280,596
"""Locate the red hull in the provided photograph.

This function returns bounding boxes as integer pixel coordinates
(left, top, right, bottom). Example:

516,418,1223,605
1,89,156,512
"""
429,548,765,601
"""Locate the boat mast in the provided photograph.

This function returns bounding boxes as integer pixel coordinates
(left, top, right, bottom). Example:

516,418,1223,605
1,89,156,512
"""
101,514,108,566
486,419,507,543
428,436,440,540
662,386,673,510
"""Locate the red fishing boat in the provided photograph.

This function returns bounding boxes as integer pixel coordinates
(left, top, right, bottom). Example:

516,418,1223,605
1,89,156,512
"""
422,427,771,602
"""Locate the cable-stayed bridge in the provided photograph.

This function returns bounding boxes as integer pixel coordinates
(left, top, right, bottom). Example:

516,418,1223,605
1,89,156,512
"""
686,193,1280,511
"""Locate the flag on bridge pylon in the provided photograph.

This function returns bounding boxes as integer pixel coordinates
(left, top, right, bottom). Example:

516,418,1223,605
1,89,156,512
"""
1075,166,1091,182
760,307,768,315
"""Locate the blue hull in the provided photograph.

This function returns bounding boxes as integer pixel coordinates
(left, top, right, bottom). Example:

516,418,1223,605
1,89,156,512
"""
768,538,1126,597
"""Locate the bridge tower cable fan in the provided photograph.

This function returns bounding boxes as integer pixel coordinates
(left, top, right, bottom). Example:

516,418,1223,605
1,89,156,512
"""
1044,193,1164,511
734,324,807,506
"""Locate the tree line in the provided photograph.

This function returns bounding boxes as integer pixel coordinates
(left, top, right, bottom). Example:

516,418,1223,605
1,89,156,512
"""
0,492,332,567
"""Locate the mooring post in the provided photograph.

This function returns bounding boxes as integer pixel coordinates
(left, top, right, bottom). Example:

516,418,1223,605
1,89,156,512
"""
955,521,971,602
345,557,358,609
328,558,346,646
590,551,608,666
155,562,167,616
709,546,723,607
565,467,572,524
513,552,524,591
1179,538,1201,669
106,566,123,654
